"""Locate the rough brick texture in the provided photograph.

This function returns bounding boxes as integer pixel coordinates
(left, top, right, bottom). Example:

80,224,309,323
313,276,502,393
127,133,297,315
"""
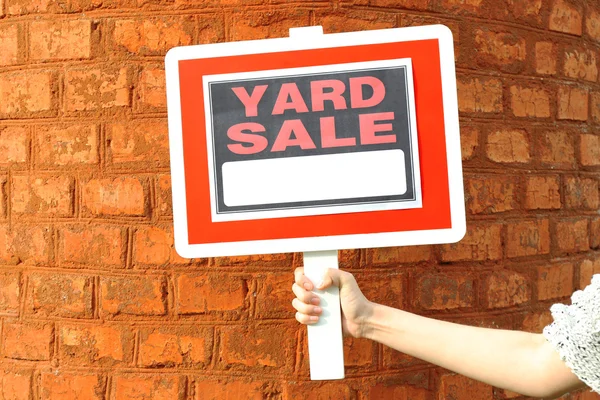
0,2,598,400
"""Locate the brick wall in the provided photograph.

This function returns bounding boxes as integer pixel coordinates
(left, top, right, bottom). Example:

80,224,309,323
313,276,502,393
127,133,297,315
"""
0,0,598,399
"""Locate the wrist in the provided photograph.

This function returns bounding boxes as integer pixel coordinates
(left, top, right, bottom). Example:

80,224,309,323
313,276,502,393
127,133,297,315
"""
356,300,378,339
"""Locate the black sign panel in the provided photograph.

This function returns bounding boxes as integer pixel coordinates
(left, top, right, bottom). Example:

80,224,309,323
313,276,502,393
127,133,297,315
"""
205,63,418,219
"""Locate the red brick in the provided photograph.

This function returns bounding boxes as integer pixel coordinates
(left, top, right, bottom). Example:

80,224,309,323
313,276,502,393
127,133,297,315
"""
580,134,600,166
219,325,292,370
399,15,460,51
177,273,246,314
459,312,514,331
69,0,135,12
0,126,28,164
466,175,516,214
579,256,600,289
0,369,32,400
474,29,526,72
194,379,267,400
198,15,226,43
382,345,423,368
369,0,432,10
565,176,599,210
212,252,290,267
26,272,93,318
35,124,98,166
592,92,600,122
457,76,503,113
360,272,404,309
510,85,551,118
592,217,600,249
157,174,172,216
101,275,167,317
0,271,20,315
107,121,169,166
537,262,574,301
30,20,92,61
586,9,600,42
112,17,194,55
82,176,146,217
519,310,553,332
134,226,188,266
441,223,502,262
439,373,494,400
64,67,130,112
138,327,212,367
486,129,531,163
460,125,479,160
439,0,483,14
549,0,582,35
339,249,360,269
564,48,598,81
508,0,543,24
558,86,588,121
535,41,557,75
569,390,600,400
369,245,431,265
59,324,134,366
525,176,561,210
59,225,124,267
6,0,53,14
0,70,54,116
0,23,19,66
554,218,589,254
0,176,5,220
255,272,293,319
2,321,52,361
230,10,310,40
485,270,530,308
138,67,166,110
0,225,51,265
343,336,374,367
284,382,352,400
316,11,396,34
368,381,430,400
12,175,74,217
537,129,576,168
415,272,475,310
41,372,104,400
112,375,184,400
507,219,550,258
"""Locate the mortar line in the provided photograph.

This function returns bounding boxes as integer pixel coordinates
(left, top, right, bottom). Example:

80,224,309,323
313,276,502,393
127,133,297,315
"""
51,321,58,368
132,329,140,368
6,168,11,229
105,375,113,400
94,276,101,320
125,227,133,269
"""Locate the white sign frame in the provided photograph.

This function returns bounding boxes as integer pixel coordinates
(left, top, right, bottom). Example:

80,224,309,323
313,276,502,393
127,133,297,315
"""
165,24,465,258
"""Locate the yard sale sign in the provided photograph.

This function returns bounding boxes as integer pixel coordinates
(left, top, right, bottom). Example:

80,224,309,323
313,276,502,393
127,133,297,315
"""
165,25,465,258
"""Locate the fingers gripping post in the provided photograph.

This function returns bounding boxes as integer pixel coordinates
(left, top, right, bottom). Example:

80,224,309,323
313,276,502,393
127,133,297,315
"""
303,251,345,380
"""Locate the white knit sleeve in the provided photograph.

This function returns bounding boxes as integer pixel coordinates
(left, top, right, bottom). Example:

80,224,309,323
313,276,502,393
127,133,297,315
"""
543,274,600,393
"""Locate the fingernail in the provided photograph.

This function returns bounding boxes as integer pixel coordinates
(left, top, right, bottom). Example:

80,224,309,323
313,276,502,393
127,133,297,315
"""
313,306,322,313
314,279,324,289
310,316,319,322
310,297,319,305
303,282,312,290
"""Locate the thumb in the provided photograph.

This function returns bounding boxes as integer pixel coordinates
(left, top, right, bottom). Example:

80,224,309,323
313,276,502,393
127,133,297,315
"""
316,268,354,290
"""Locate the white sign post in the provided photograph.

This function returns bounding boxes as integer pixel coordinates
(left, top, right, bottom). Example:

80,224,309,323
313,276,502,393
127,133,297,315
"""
303,250,344,380
165,24,464,381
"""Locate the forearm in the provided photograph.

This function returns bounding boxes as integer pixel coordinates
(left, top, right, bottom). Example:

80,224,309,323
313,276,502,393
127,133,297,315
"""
363,303,564,398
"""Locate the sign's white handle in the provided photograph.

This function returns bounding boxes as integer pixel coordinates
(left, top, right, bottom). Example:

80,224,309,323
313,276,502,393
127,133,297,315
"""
303,250,345,380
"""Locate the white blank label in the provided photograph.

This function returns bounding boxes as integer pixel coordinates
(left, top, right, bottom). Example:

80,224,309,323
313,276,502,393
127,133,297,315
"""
222,149,406,207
